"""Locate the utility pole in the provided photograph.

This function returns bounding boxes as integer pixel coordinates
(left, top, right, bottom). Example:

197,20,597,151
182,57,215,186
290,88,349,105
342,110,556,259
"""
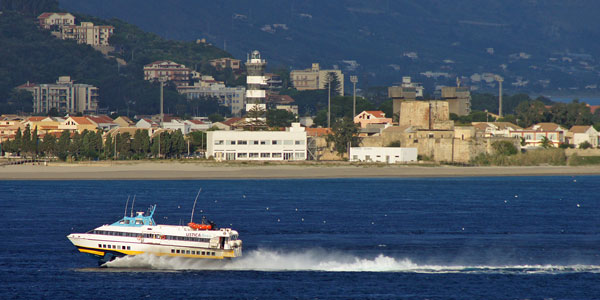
350,76,358,117
327,75,331,128
495,75,504,117
159,78,165,126
113,134,117,160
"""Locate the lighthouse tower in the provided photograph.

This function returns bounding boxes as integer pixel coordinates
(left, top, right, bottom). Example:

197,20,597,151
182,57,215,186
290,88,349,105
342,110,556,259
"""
245,50,267,117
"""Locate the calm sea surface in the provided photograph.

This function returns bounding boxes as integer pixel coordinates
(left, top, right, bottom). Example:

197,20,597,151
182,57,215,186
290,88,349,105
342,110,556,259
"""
1,177,599,299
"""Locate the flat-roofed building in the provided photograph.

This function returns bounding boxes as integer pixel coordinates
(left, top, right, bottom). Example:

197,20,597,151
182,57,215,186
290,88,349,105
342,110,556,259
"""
17,76,98,114
441,86,471,116
291,63,344,95
350,147,417,163
209,58,241,70
61,22,114,46
177,83,246,116
206,123,307,161
144,60,191,87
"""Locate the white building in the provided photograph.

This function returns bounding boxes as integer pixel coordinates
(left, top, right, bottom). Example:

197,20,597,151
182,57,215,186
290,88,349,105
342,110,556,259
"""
162,119,191,135
350,147,418,163
206,123,307,161
178,83,246,116
567,125,599,148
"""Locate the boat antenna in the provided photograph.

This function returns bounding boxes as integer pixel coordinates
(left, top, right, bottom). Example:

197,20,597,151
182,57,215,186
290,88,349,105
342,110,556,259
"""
130,194,136,217
124,195,130,217
190,188,202,223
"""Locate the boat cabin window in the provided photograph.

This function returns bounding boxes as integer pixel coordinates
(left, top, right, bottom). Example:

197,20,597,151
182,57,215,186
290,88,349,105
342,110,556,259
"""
135,220,143,225
119,220,130,224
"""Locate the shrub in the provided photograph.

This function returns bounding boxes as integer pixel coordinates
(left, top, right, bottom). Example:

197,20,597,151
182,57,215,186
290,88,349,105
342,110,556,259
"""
387,140,401,147
579,141,592,149
492,140,517,156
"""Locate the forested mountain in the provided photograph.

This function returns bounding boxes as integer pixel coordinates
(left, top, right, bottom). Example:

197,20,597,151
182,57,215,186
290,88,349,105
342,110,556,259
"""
0,2,234,115
59,0,600,96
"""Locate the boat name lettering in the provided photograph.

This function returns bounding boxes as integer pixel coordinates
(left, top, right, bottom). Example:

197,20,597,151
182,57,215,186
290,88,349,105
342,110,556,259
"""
186,233,206,238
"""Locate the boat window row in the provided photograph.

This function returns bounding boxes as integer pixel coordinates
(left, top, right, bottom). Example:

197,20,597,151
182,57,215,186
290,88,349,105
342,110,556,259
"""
99,244,130,250
92,230,210,243
171,249,216,256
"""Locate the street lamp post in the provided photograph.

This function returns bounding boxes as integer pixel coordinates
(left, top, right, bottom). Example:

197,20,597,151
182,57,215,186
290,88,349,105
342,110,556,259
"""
350,76,358,117
327,75,331,128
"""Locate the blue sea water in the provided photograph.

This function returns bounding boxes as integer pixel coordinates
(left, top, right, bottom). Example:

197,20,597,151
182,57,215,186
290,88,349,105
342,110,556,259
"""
1,176,599,299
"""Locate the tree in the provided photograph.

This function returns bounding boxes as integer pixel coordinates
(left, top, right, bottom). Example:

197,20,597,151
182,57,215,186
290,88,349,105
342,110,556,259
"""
540,136,552,149
22,125,31,156
104,134,114,159
246,104,266,126
41,133,56,156
326,117,359,157
56,130,71,161
14,128,22,154
188,131,206,152
323,72,342,96
492,141,518,156
266,109,295,127
208,113,224,123
31,126,39,156
515,100,549,127
171,130,186,157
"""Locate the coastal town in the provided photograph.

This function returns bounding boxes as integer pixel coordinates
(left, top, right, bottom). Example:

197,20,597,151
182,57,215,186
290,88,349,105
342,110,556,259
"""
2,11,600,168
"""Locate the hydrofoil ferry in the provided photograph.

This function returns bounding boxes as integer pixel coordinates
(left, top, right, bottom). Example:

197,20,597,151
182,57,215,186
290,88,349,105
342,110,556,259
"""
67,205,242,266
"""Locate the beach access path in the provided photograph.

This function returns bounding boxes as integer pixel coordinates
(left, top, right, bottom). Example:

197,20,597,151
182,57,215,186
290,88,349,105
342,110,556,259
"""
0,161,599,180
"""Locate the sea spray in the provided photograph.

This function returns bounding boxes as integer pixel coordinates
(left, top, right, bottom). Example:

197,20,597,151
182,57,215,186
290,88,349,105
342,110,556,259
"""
104,249,600,274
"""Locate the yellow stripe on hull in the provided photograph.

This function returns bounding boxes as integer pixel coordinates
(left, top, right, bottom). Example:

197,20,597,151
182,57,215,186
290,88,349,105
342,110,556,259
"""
77,245,234,259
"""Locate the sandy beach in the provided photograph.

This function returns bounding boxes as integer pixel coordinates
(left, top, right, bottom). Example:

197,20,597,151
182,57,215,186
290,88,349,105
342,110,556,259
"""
0,161,599,180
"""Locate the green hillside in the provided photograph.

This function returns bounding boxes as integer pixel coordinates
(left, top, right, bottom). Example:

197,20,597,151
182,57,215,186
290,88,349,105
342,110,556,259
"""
0,7,235,116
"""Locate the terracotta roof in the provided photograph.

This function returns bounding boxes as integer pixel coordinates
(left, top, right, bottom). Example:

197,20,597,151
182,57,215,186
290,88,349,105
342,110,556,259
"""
364,111,386,118
588,105,600,114
527,122,563,132
267,94,295,104
69,117,94,125
25,116,46,122
569,125,593,134
305,128,331,137
187,120,205,124
221,117,243,126
87,115,114,124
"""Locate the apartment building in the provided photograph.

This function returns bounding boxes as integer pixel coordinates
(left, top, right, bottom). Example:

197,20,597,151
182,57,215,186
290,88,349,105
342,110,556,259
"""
18,76,98,114
291,63,344,96
37,12,75,29
206,123,307,161
61,22,114,46
209,58,241,70
177,83,246,116
144,61,191,87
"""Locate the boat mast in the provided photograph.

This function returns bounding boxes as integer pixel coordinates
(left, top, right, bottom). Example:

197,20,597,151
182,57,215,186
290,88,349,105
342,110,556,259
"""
190,188,202,223
123,195,130,217
130,195,136,217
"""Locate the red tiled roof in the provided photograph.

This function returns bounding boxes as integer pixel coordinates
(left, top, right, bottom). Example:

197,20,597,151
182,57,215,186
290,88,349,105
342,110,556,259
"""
365,111,386,118
221,117,243,126
25,116,46,122
306,128,331,137
267,94,295,104
588,105,600,114
69,117,94,125
87,115,114,124
188,120,204,124
17,82,36,89
526,122,562,132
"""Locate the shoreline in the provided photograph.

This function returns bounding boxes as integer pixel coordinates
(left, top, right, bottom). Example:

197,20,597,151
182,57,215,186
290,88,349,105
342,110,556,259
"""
1,161,600,180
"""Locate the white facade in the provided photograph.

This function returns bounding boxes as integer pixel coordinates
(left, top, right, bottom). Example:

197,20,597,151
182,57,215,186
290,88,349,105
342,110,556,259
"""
162,120,191,135
350,147,418,163
207,123,307,161
178,84,246,115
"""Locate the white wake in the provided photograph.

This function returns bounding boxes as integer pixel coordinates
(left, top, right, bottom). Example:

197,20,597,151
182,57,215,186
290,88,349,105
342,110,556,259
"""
103,249,600,274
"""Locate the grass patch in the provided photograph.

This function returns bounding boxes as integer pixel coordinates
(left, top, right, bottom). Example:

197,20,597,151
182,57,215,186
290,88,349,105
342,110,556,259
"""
568,155,600,166
471,149,567,166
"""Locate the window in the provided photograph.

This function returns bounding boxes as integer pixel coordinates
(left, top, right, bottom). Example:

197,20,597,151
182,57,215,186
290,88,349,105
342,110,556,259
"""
272,140,279,145
214,140,224,145
295,152,305,159
176,250,180,254
284,140,293,145
352,155,358,160
103,244,106,248
237,140,247,145
192,251,196,255
202,251,206,255
127,246,130,250
272,153,282,158
227,140,236,145
237,153,247,158
186,250,190,254
295,140,305,145
261,153,270,158
252,140,259,145
98,244,102,248
249,153,259,158
260,140,268,145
